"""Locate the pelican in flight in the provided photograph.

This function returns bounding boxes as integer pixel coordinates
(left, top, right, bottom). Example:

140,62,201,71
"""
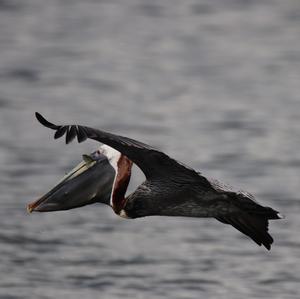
28,112,283,250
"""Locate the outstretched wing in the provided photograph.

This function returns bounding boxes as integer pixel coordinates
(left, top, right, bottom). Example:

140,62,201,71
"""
35,112,203,181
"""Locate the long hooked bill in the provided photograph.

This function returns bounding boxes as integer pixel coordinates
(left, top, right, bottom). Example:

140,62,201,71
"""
27,150,116,213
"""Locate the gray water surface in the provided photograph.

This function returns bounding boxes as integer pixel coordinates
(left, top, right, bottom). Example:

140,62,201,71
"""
0,0,299,298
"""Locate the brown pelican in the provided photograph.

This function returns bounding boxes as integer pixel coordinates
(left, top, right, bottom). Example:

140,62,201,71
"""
28,112,283,250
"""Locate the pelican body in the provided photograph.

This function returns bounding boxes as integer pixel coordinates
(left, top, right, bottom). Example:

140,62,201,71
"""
28,113,283,250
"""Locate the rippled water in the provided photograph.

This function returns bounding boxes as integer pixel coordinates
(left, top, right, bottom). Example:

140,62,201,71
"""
1,0,300,298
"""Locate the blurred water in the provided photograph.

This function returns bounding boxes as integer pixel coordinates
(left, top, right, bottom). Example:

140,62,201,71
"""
0,0,299,298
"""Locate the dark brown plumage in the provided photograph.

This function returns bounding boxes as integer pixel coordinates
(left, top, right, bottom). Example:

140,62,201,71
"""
35,112,283,250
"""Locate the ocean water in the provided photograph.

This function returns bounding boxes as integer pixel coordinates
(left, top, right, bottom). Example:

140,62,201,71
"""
0,0,299,298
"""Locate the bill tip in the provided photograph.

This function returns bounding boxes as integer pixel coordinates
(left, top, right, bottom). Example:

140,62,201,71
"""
27,203,34,213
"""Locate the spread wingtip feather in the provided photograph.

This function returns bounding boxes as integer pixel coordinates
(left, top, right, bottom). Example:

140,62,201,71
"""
35,112,59,130
35,112,80,144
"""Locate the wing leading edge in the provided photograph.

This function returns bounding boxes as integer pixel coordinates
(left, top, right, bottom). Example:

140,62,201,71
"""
35,112,206,182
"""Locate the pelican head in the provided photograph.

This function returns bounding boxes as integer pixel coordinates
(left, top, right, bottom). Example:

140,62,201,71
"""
27,148,116,213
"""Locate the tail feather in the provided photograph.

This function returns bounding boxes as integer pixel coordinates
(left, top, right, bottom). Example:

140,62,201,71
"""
216,211,279,250
245,205,282,220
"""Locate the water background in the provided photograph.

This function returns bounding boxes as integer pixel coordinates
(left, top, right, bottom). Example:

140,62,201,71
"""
0,0,299,298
